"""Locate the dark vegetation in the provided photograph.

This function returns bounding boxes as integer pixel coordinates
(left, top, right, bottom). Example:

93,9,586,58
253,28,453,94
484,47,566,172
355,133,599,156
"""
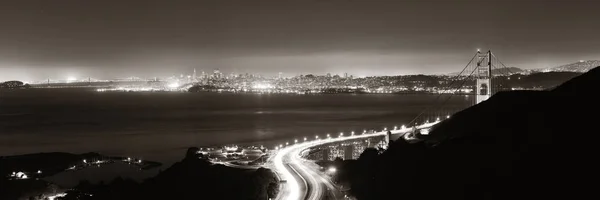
335,67,600,199
0,152,160,200
0,152,160,179
0,81,30,89
1,148,278,200
64,148,278,200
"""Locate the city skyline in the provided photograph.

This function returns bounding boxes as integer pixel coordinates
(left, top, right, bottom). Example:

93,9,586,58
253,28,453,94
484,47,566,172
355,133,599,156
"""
1,0,600,81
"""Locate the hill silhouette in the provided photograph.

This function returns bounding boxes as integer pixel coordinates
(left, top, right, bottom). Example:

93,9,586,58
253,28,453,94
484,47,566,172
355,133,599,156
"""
56,147,279,200
336,66,600,199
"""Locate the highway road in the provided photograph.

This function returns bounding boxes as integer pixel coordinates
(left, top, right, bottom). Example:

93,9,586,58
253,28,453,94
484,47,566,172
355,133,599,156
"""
214,161,263,169
270,121,440,200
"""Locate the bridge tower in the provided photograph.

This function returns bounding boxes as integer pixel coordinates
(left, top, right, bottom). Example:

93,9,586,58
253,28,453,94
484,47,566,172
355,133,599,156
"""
475,50,492,104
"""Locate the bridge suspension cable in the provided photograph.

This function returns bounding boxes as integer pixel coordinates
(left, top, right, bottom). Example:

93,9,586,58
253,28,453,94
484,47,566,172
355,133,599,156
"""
406,50,515,133
406,51,480,127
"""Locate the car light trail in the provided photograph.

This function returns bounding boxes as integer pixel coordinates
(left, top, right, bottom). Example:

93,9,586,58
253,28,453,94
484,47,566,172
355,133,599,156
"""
271,121,440,200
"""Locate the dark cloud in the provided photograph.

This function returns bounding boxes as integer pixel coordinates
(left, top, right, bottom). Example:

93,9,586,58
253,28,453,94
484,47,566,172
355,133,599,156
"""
1,0,599,81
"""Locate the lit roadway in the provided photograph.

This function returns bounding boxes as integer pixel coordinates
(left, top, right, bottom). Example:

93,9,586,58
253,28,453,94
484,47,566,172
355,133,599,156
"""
270,121,440,200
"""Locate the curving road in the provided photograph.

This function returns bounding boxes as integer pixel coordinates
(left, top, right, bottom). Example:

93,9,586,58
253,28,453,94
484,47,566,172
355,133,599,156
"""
270,121,440,200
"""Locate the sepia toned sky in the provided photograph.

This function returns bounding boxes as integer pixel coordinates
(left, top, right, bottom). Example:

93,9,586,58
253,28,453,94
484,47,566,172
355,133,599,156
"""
1,0,599,81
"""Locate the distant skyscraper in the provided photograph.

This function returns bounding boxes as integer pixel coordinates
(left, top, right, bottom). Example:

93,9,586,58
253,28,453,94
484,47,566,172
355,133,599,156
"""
326,73,331,78
278,72,283,79
193,68,197,81
344,72,348,78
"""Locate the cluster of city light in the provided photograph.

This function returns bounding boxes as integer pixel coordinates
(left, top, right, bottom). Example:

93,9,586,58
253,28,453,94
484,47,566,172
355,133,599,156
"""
436,88,473,94
224,145,239,151
10,171,29,179
96,87,159,92
252,83,273,90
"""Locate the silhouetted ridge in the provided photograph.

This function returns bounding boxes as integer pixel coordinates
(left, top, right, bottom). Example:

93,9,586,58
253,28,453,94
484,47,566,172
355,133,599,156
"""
337,67,600,200
551,65,600,95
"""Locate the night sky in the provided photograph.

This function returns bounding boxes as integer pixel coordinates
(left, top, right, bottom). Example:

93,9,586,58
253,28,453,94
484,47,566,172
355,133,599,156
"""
1,0,599,81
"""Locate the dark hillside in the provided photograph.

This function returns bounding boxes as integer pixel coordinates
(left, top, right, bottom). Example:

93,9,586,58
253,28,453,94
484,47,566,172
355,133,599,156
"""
337,66,600,200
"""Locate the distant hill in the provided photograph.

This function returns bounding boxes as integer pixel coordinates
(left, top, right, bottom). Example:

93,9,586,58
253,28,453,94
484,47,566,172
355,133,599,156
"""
447,67,524,76
491,67,524,75
337,66,600,200
447,60,600,75
543,60,600,73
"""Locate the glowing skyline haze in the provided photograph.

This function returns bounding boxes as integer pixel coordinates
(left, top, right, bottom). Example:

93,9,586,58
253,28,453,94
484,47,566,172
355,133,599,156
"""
1,0,599,81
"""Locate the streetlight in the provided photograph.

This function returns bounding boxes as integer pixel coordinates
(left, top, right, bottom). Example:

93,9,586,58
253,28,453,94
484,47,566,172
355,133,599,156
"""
285,142,289,145
315,135,319,139
401,125,406,129
436,117,440,121
363,130,366,134
304,137,307,141
394,126,398,130
351,131,355,136
328,167,337,173
279,144,283,148
294,139,298,143
327,133,330,138
340,132,343,136
447,115,450,119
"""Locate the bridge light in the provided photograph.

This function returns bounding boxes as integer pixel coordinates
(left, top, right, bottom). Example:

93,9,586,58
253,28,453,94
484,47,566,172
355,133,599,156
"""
477,48,481,52
351,131,354,136
394,126,398,130
327,134,330,138
436,117,440,121
446,115,450,119
315,135,319,139
285,142,289,145
294,139,298,143
340,132,343,136
384,127,387,131
401,125,406,129
304,137,307,141
279,144,283,148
